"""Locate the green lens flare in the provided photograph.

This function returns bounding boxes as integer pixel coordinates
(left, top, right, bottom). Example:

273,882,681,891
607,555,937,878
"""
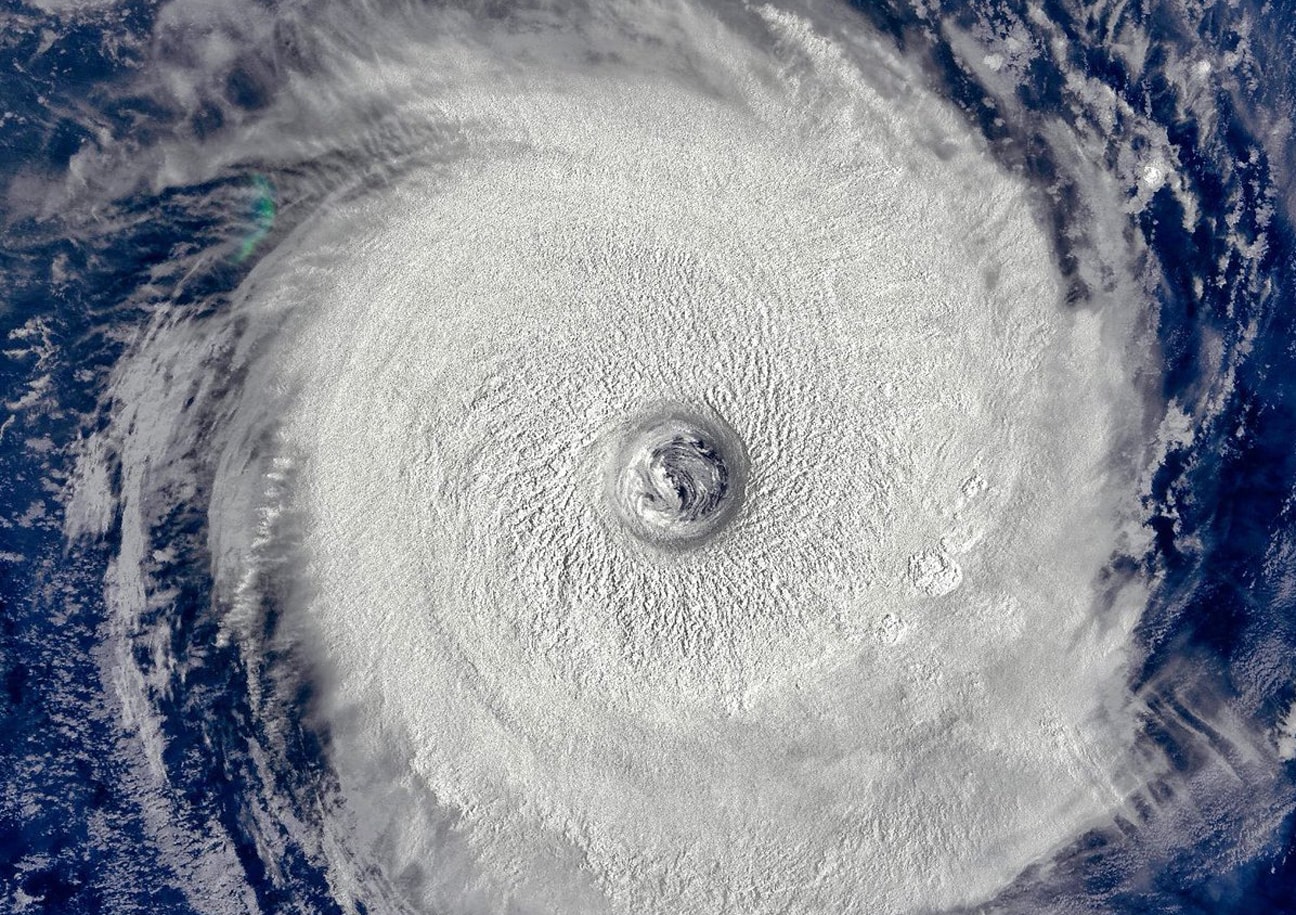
235,174,276,262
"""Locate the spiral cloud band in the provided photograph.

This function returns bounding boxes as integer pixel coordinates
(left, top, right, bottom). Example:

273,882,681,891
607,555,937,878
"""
62,2,1174,913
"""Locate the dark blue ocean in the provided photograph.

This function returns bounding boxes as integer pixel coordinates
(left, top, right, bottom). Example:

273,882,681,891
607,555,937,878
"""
3,0,1296,912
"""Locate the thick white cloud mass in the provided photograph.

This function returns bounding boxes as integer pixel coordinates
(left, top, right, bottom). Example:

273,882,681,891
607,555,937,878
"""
59,2,1189,913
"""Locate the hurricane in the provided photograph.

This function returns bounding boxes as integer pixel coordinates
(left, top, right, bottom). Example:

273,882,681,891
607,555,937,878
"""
3,0,1296,913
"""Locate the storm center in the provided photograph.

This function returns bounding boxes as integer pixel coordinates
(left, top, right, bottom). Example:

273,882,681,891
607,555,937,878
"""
609,407,746,547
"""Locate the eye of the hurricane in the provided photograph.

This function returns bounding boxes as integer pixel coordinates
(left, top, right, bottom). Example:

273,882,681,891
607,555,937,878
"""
610,409,745,547
646,435,728,520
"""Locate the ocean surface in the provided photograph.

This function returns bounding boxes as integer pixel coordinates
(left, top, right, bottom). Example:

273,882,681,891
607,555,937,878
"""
3,0,1296,912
